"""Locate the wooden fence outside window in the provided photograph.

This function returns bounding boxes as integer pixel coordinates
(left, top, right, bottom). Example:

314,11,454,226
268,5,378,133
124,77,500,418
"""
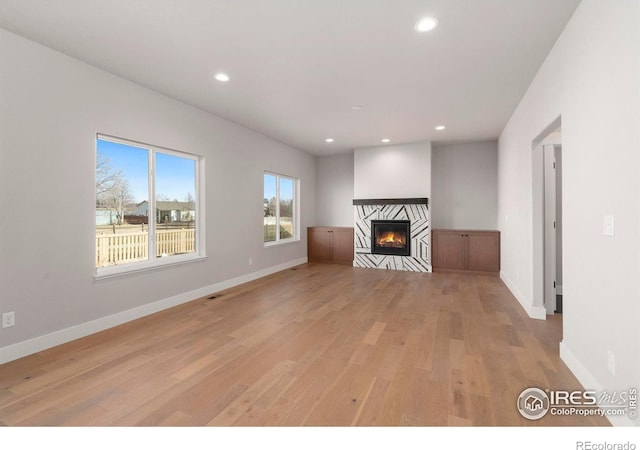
96,229,195,267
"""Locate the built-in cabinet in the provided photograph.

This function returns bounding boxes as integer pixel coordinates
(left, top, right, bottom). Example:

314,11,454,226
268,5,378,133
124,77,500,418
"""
307,227,354,265
431,229,500,274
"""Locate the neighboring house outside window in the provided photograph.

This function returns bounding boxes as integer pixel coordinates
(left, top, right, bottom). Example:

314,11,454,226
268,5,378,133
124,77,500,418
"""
133,200,196,224
264,172,297,244
95,134,204,277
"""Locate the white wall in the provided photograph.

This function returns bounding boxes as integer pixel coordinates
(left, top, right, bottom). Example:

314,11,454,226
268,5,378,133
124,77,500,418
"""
354,141,431,199
0,28,316,359
315,152,354,227
431,141,497,230
497,0,639,424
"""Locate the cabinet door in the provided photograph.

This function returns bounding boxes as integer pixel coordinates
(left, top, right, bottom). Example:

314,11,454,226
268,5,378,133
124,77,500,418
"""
466,232,500,272
308,228,333,262
432,230,466,270
331,228,354,265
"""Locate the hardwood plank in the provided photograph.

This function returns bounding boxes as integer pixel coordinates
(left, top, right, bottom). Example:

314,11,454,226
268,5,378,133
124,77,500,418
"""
303,363,374,426
231,343,324,426
362,321,387,346
449,368,472,421
171,353,220,381
158,411,196,426
400,368,430,425
448,414,473,426
207,360,295,425
424,381,449,426
351,377,390,426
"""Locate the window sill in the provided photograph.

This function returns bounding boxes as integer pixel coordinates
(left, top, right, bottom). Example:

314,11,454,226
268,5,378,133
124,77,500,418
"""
94,253,207,280
264,238,300,248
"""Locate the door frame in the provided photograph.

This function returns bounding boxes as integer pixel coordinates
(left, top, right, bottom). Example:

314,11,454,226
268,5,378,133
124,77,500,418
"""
531,117,562,319
543,143,560,315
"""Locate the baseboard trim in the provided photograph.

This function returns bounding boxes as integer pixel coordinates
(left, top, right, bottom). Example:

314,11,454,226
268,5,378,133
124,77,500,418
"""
529,306,547,320
433,268,499,276
500,271,546,320
0,257,307,365
560,341,636,427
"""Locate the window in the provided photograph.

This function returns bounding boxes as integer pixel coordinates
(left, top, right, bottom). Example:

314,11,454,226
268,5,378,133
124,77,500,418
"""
95,134,204,277
264,172,297,244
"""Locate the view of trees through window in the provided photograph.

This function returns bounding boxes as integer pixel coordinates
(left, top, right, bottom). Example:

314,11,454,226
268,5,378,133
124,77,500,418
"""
95,136,198,271
264,173,295,243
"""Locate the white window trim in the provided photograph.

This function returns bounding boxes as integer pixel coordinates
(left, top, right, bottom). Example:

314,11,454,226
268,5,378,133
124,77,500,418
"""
95,134,206,279
264,171,299,247
95,253,208,280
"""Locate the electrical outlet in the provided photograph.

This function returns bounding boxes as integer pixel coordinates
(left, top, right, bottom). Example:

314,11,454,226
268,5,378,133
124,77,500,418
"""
248,257,253,266
2,311,15,328
608,350,616,375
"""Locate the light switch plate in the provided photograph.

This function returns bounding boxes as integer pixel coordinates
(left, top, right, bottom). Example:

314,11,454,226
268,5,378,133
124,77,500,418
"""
603,215,615,236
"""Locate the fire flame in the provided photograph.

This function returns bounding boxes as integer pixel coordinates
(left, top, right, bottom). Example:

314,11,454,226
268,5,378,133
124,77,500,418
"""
377,231,406,246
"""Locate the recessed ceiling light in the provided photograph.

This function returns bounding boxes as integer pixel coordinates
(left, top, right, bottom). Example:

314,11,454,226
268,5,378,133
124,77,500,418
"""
381,138,391,143
415,17,439,33
325,138,334,143
214,72,230,82
435,125,446,131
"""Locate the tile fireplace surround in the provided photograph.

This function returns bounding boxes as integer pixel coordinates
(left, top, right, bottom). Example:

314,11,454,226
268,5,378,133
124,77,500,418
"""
353,198,431,272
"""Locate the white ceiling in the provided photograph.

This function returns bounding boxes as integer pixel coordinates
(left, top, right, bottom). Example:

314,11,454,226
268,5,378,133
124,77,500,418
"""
0,0,580,156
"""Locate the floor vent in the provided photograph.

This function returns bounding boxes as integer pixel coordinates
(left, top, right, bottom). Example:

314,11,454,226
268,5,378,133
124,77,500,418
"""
207,293,223,300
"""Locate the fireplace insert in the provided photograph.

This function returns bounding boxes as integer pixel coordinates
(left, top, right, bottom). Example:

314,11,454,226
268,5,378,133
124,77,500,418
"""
371,220,411,256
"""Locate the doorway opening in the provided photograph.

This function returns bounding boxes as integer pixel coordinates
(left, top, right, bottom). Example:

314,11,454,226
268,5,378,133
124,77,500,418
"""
532,118,563,321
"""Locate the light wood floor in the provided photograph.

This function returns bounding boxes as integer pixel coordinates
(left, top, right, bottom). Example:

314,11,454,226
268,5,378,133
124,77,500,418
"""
0,263,608,426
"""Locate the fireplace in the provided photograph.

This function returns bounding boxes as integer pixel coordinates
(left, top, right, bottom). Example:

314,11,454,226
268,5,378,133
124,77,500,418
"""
371,220,411,256
353,198,430,272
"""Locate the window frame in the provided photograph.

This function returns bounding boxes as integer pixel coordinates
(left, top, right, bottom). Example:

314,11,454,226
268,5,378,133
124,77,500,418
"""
95,134,206,279
264,171,299,247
